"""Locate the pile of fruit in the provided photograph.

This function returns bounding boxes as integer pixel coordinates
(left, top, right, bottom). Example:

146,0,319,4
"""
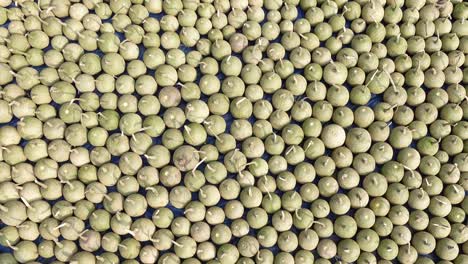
0,0,467,263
